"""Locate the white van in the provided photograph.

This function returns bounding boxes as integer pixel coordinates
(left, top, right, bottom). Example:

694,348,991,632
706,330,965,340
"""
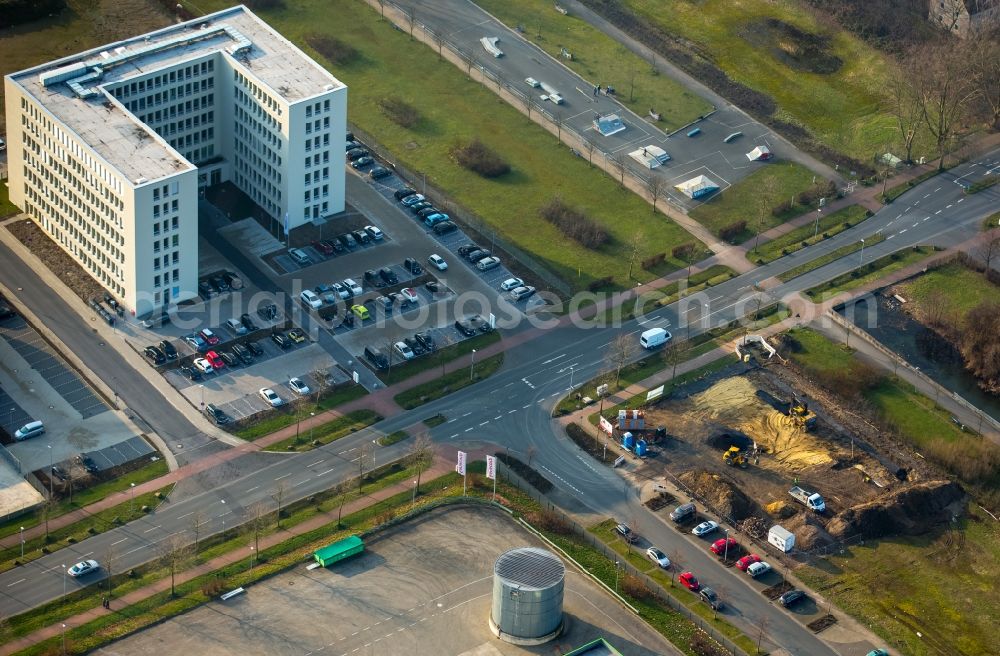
640,327,671,349
300,289,322,309
14,421,44,441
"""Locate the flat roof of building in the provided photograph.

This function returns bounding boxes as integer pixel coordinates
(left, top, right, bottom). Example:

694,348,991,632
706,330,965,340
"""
7,5,344,185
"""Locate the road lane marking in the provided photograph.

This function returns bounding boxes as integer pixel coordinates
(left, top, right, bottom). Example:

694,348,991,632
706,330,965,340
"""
924,193,931,198
493,415,501,420
957,198,964,203
461,412,471,418
899,228,908,234
522,404,531,409
143,526,160,533
275,473,292,480
308,459,324,467
246,485,259,493
946,204,953,209
479,421,489,426
450,433,458,438
935,209,942,214
177,512,193,520
7,579,25,587
317,468,335,476
465,427,474,432
934,186,942,192
111,538,128,546
508,409,517,414
541,354,566,364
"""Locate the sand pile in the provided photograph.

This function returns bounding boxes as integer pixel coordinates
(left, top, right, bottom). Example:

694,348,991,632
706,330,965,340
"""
679,470,756,521
765,500,797,520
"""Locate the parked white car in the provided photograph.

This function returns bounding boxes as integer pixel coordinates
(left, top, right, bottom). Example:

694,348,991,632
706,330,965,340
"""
500,277,523,291
476,256,501,271
288,377,311,395
394,341,415,360
343,278,363,296
193,358,213,374
746,561,772,578
691,520,719,537
646,547,670,569
509,285,536,301
259,387,284,407
300,289,322,309
364,225,384,240
400,287,419,304
428,254,448,271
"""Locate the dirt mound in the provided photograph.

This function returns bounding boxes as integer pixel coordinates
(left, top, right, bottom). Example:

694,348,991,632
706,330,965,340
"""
765,500,797,520
740,18,843,74
679,470,755,521
705,431,754,451
692,377,761,420
827,480,965,540
783,512,835,550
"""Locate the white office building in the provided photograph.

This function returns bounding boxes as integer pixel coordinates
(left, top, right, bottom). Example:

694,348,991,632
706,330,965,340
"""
4,6,346,317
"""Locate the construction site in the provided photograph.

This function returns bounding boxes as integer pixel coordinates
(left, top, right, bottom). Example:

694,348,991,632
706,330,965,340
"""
613,342,965,554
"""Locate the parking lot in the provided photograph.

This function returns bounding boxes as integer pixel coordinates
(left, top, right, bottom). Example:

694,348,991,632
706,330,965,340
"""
0,313,140,473
99,506,675,656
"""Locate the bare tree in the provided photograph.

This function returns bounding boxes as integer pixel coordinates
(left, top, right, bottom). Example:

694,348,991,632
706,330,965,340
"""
644,174,666,214
662,340,681,388
966,31,1000,129
672,242,697,282
359,442,376,490
245,500,269,556
336,480,353,528
521,92,534,120
310,368,331,407
605,333,637,389
405,6,416,39
408,434,434,495
887,69,924,163
158,533,193,597
553,109,564,143
627,59,637,102
626,231,644,281
976,229,1000,276
909,41,978,170
377,0,385,20
610,151,628,187
752,176,780,255
755,615,771,655
271,482,288,529
190,509,206,553
105,545,117,599
431,29,445,60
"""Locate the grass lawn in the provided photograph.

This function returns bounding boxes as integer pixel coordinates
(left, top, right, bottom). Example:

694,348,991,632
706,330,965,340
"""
983,210,1000,230
377,331,500,385
752,204,870,264
0,0,172,118
896,261,1000,323
475,0,711,131
0,458,169,540
231,384,368,441
778,233,885,282
785,328,968,447
797,503,1000,656
689,162,820,240
619,0,924,161
264,409,381,452
805,245,934,299
377,430,410,446
1,181,20,218
394,353,504,409
185,0,699,292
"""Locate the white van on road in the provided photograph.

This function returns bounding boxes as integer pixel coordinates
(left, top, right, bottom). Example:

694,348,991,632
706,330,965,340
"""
639,327,671,349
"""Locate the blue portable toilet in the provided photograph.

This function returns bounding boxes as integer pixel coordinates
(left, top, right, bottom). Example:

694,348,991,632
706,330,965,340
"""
622,432,635,450
635,440,648,457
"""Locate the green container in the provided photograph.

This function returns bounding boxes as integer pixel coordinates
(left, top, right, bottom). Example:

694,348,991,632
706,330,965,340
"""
313,535,364,567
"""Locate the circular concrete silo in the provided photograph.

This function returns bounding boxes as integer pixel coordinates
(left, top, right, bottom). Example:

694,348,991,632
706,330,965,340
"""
489,547,565,644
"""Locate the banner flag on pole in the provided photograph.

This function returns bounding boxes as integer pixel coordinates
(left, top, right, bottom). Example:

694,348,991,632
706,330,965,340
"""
456,450,467,476
486,455,497,480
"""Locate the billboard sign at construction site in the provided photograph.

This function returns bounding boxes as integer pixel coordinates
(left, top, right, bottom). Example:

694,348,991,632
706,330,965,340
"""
599,416,614,436
646,385,665,402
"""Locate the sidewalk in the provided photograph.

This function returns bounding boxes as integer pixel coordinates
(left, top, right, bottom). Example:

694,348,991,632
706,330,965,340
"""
0,451,459,656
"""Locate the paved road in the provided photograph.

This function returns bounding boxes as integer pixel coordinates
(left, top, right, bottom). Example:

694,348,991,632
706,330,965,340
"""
2,151,996,651
0,241,220,467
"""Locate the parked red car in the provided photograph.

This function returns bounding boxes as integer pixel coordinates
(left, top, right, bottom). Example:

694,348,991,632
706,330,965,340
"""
312,240,335,256
710,537,738,556
736,554,762,571
199,328,220,345
678,572,701,591
204,350,225,369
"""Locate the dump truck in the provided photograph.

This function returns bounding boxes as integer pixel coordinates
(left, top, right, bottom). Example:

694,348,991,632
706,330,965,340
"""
789,486,826,513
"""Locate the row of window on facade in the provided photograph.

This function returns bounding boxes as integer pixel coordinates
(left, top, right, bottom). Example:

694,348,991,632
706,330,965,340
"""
167,128,214,151
23,155,123,234
153,269,180,289
126,93,214,120
143,111,215,138
152,216,180,235
304,99,332,118
233,69,283,117
113,59,215,99
23,171,124,261
234,120,282,166
233,172,280,220
153,251,179,271
20,99,123,205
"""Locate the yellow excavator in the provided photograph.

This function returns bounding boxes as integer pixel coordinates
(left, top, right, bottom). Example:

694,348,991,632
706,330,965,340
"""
723,446,749,468
788,395,817,431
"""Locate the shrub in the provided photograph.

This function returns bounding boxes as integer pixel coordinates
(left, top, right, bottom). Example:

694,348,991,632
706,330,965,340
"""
540,198,609,248
530,508,574,535
772,200,795,217
377,96,420,129
691,631,729,656
641,253,666,270
588,276,614,292
201,578,227,597
718,220,747,242
672,242,697,261
797,180,836,206
620,574,654,601
305,34,360,65
452,139,510,178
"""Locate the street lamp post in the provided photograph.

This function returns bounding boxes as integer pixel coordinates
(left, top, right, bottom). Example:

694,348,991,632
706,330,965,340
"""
62,564,67,596
724,529,731,562
20,526,25,559
62,623,67,655
48,445,54,499
249,546,255,575
813,208,822,238
412,480,417,505
614,560,620,592
221,499,227,535
470,349,477,381
859,238,866,266
129,482,136,515
371,439,378,470
309,412,316,442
